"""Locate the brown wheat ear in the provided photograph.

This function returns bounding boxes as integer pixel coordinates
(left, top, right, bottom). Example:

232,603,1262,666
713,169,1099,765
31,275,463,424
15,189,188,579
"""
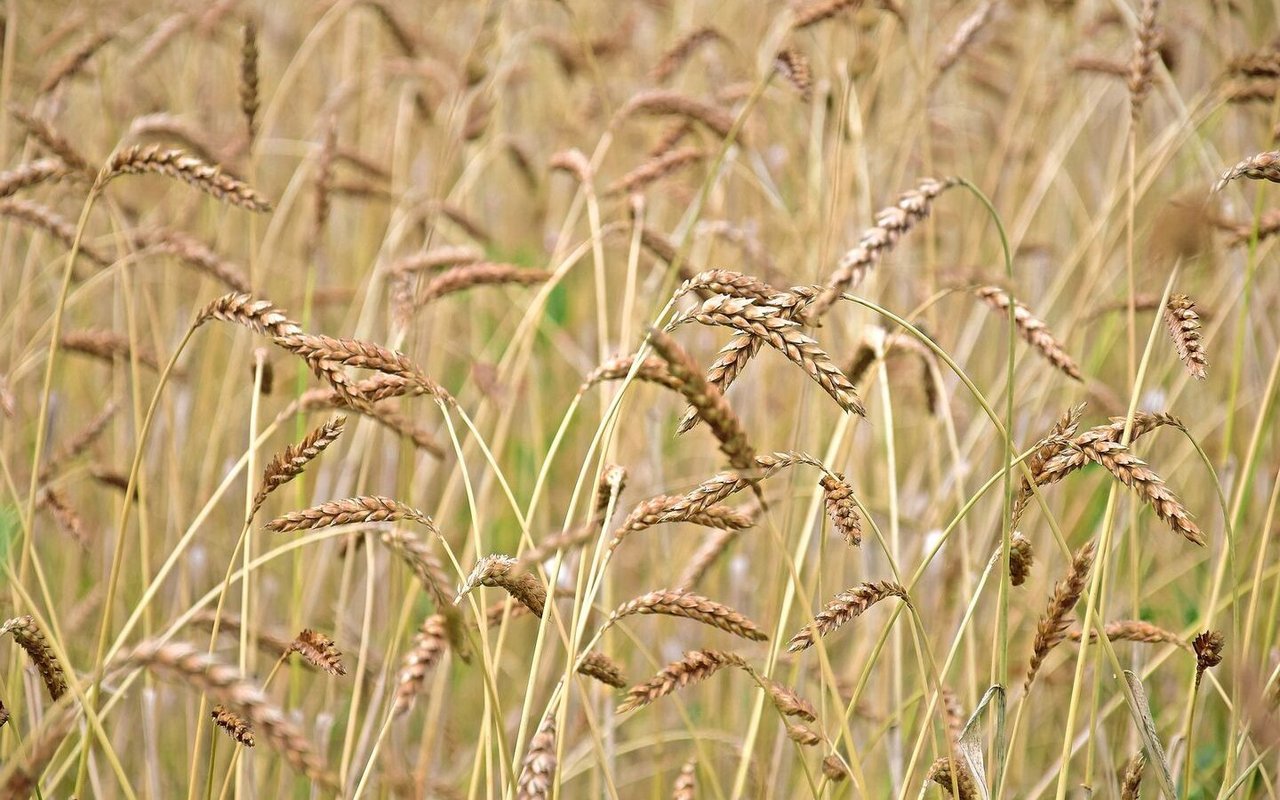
651,26,723,83
516,711,557,800
265,495,430,532
1068,620,1188,650
577,651,628,689
1025,539,1097,691
103,145,273,212
975,285,1083,381
1215,151,1280,192
287,629,346,676
240,21,260,140
927,757,980,799
250,415,345,517
394,613,448,716
1008,533,1034,586
618,650,749,713
822,755,851,782
0,616,66,701
1127,0,1162,119
455,554,546,617
1164,293,1207,379
774,48,813,100
1193,630,1225,689
820,473,862,546
606,589,769,641
1121,752,1146,800
0,158,73,199
786,581,910,652
211,704,255,747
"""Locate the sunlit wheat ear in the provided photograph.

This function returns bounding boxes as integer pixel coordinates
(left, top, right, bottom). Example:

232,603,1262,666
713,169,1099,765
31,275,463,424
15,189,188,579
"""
196,292,302,338
1068,620,1188,650
114,641,338,789
0,616,66,701
0,158,75,199
607,493,755,552
974,285,1083,381
249,415,345,518
516,711,558,800
617,650,749,713
265,495,430,532
677,288,819,434
651,26,723,83
822,755,851,782
1127,0,1162,120
608,146,703,195
607,589,769,641
667,295,864,416
820,473,862,546
671,760,698,797
758,676,818,722
287,629,346,676
1008,533,1034,586
103,145,272,212
615,90,738,140
581,354,687,394
8,105,93,176
394,613,447,716
786,581,910,652
211,704,255,747
131,227,251,292
934,0,996,80
1164,293,1208,379
40,32,113,95
576,650,628,689
927,757,980,799
648,327,757,470
1193,630,1225,689
676,269,778,302
1120,752,1146,800
128,113,228,166
1030,411,1183,492
1215,151,1280,192
808,176,957,317
455,554,546,617
1025,539,1097,692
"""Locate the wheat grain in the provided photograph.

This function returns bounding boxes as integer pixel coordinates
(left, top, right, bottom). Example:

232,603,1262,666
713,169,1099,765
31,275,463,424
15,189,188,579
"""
617,90,737,140
651,27,723,83
935,0,997,79
1193,630,1225,689
61,328,162,372
1128,0,1162,119
394,613,448,715
927,757,979,799
0,158,73,199
211,704,255,747
516,712,557,800
240,20,259,140
577,650,628,688
8,105,93,175
822,755,851,782
1164,293,1207,379
287,629,346,676
0,616,67,701
1215,151,1280,192
1067,620,1188,649
608,147,704,195
820,473,862,546
1120,752,1146,799
250,415,345,516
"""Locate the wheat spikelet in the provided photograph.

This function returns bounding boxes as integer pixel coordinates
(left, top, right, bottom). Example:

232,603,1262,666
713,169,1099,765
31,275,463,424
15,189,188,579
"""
1164,293,1207,379
1193,630,1225,689
820,473,862,546
617,90,737,140
651,26,723,83
774,48,813,100
250,415,345,516
394,613,447,715
1012,404,1085,525
1215,151,1280,192
270,331,454,406
1064,438,1203,545
581,355,686,394
608,589,768,641
296,389,445,457
38,487,89,547
211,704,255,746
40,32,112,94
115,640,337,788
0,616,67,701
822,755,851,781
618,650,749,713
130,226,250,292
0,198,110,267
1009,533,1034,587
758,676,817,721
676,269,777,302
676,287,820,433
577,651,628,688
650,121,694,159
786,581,910,652
1120,752,1146,799
287,629,347,676
672,760,698,797
657,451,825,521
455,554,546,617
1068,620,1188,649
975,285,1083,380
103,145,272,212
196,292,301,338
809,177,957,317
8,105,93,175
927,757,980,799
792,0,864,29
668,294,864,415
1128,0,1162,119
935,0,997,79
61,328,161,372
240,20,259,140
787,723,822,746
266,495,429,532
1025,539,1097,691
608,146,703,195
516,712,557,800
1032,411,1183,488
608,493,755,552
415,262,553,308
0,158,73,199
648,327,757,470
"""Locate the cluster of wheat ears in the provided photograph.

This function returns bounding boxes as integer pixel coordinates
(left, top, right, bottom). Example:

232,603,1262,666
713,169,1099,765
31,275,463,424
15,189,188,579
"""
3,0,1280,798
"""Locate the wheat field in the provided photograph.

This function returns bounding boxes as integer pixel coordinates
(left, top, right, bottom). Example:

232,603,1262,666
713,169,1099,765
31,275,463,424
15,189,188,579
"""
0,0,1277,797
